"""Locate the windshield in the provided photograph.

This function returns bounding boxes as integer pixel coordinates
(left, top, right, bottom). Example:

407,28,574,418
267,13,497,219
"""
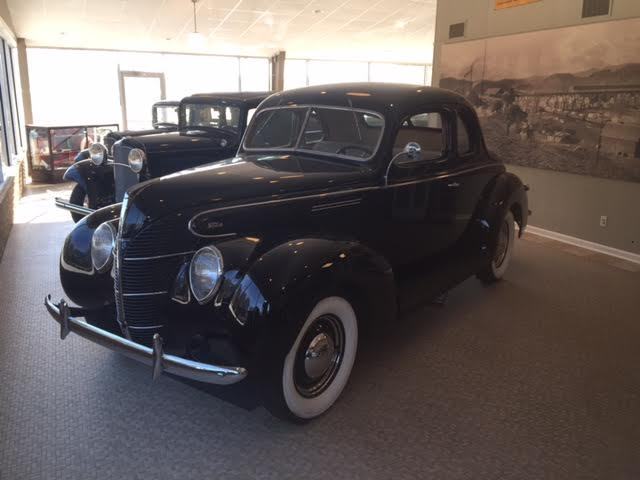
153,105,179,127
181,103,242,134
244,106,385,161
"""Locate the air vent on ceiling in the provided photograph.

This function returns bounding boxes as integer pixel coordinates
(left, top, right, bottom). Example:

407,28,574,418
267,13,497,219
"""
449,22,465,39
582,0,610,18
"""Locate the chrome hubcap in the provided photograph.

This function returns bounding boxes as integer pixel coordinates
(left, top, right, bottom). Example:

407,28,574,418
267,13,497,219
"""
494,220,510,267
294,314,344,398
304,333,336,379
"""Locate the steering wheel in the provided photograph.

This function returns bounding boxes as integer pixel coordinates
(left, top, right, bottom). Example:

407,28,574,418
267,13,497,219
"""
221,126,238,134
337,145,372,157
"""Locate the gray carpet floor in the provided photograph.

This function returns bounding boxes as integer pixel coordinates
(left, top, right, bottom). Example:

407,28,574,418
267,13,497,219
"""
1,183,639,480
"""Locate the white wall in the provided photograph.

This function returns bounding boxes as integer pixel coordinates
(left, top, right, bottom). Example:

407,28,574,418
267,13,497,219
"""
433,0,640,255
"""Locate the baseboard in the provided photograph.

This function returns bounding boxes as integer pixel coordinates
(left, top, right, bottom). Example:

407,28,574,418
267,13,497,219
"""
526,225,640,265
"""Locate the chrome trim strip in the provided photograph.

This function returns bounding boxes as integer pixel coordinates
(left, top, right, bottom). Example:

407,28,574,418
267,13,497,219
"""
388,163,503,188
312,199,362,212
122,291,168,297
128,324,164,330
44,295,247,385
124,250,197,261
189,186,378,222
188,163,503,223
187,227,238,239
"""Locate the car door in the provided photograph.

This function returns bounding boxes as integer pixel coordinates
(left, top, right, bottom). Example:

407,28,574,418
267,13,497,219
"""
380,108,461,267
446,107,504,255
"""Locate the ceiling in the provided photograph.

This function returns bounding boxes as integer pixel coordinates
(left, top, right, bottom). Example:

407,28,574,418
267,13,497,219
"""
7,0,436,62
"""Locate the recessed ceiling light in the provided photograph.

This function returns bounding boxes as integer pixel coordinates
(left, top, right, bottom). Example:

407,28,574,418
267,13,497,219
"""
394,19,409,29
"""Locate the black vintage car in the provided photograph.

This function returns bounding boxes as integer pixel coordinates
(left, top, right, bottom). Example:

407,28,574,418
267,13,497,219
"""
57,93,269,222
45,83,529,421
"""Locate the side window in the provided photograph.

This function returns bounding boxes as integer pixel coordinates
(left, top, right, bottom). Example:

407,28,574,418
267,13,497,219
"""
456,113,473,155
393,112,445,162
246,108,256,125
244,109,306,149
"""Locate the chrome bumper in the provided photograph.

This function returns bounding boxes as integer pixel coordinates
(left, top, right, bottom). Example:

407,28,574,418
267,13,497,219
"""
54,197,95,217
44,295,248,385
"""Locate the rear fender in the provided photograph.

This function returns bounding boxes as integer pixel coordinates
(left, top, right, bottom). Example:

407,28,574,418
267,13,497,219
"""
477,172,529,245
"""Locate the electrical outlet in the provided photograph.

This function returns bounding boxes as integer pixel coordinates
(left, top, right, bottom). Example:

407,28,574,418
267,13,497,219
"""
600,215,608,227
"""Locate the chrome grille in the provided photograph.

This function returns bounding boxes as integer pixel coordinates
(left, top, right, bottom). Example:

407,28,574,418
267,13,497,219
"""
114,216,198,346
113,238,129,339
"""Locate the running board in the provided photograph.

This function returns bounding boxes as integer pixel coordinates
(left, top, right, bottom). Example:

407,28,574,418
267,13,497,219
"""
55,197,95,217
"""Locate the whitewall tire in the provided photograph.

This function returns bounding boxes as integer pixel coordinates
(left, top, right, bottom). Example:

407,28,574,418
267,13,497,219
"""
479,210,515,283
281,296,358,420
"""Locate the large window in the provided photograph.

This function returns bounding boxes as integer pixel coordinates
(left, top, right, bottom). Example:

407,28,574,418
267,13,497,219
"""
285,59,432,90
27,48,270,128
0,38,24,172
307,61,368,86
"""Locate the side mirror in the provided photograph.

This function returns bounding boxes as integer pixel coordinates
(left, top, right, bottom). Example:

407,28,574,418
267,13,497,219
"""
404,142,422,161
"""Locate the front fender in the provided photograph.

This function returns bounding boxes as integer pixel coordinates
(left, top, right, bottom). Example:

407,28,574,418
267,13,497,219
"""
60,203,121,308
229,238,396,345
63,160,115,209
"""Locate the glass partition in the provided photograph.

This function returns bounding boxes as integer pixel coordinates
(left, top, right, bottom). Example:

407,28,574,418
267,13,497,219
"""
27,123,119,182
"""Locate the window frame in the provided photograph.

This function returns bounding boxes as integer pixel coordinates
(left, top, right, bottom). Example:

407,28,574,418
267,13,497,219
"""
179,102,244,131
242,104,386,163
454,107,479,159
392,108,453,167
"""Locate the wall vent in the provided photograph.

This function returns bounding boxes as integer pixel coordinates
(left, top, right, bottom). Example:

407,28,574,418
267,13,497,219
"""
582,0,610,18
449,22,466,39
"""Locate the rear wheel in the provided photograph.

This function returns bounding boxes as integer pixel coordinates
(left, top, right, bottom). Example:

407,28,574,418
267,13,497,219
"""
265,296,358,421
478,210,515,283
69,184,88,223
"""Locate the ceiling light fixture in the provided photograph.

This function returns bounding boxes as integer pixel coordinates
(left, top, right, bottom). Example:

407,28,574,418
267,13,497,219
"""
187,0,206,50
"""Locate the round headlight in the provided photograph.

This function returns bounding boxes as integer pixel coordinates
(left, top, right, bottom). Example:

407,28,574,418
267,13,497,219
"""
189,246,224,304
128,148,145,173
88,143,106,166
91,222,116,273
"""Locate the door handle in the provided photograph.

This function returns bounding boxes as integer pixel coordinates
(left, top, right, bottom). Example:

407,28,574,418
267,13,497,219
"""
447,182,460,188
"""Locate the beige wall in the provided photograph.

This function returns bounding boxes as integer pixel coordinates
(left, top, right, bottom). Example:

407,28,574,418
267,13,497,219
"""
433,0,640,255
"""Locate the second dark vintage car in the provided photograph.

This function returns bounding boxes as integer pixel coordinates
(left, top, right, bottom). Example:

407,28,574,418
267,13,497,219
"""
57,92,268,221
45,83,529,421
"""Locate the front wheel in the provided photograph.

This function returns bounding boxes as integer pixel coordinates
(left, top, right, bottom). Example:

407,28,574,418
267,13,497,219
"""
69,184,89,223
478,210,515,283
267,296,359,421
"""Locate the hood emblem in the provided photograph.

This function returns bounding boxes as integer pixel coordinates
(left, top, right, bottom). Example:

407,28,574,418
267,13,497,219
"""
188,215,235,239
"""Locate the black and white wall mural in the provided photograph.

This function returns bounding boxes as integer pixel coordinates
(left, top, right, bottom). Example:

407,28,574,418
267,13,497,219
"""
439,18,640,183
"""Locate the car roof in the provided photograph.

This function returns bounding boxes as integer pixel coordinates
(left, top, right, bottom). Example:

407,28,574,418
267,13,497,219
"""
259,83,469,117
153,100,180,107
182,91,272,106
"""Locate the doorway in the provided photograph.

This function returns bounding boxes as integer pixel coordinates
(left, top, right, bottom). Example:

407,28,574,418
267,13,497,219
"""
118,70,166,131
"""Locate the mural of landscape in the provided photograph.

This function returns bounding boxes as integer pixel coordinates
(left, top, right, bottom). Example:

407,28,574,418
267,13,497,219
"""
439,18,640,183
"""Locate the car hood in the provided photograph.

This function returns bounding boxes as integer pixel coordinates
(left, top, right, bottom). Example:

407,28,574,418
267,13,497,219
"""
125,153,374,220
120,129,235,154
